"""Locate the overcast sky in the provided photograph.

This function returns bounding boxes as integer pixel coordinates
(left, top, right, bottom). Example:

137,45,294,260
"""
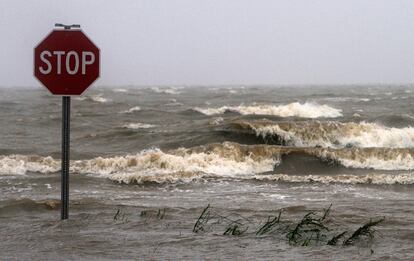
1,0,414,86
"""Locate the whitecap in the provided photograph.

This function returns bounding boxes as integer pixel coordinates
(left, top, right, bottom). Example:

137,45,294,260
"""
121,106,141,114
113,88,128,93
0,155,60,175
249,121,414,148
123,123,156,129
90,94,109,103
151,87,180,95
194,102,342,118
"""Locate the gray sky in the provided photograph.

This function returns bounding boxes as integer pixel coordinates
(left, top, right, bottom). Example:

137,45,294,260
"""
1,0,414,86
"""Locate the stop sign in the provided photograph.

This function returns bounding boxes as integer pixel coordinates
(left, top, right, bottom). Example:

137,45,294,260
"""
34,30,100,95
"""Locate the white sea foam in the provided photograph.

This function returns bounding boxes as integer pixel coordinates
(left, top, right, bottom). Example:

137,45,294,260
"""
121,106,141,114
251,121,414,148
123,123,156,129
151,87,181,95
194,107,228,115
254,173,414,185
165,99,183,107
113,88,128,93
337,124,414,148
90,94,110,103
0,155,60,175
96,149,276,184
69,145,278,183
76,94,110,103
3,151,412,184
209,117,224,126
194,102,342,118
322,97,370,102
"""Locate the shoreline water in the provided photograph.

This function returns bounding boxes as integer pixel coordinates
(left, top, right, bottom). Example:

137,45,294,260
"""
0,85,413,259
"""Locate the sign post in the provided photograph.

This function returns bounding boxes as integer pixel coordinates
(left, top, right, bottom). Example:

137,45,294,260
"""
61,95,70,219
34,24,100,219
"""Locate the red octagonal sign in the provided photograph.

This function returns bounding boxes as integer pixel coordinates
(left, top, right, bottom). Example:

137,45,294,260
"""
34,30,100,95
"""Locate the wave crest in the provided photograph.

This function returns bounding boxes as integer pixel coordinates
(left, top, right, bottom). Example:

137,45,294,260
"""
194,102,342,118
2,143,414,184
231,120,414,148
0,155,60,175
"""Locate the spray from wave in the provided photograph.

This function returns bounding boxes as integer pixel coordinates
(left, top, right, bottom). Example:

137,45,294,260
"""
193,102,342,118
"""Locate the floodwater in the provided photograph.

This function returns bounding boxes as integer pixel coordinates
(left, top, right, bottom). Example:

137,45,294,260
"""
0,85,413,260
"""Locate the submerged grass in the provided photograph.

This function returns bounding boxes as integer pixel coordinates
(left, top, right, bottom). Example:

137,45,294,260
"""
157,208,166,220
327,231,347,246
223,223,248,236
343,218,385,246
256,210,282,235
112,204,384,248
286,204,331,245
193,204,211,233
192,204,384,247
113,208,129,222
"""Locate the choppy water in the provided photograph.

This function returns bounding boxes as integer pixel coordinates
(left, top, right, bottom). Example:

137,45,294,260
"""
0,85,413,260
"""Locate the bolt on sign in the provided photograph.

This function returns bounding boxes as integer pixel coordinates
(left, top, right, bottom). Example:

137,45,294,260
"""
34,28,100,95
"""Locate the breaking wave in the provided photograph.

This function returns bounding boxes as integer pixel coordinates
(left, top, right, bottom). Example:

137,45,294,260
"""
230,120,414,148
0,143,277,183
193,102,342,118
1,143,414,184
0,155,60,175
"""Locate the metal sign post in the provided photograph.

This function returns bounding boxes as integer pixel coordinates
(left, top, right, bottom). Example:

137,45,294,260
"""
61,96,70,219
34,23,100,220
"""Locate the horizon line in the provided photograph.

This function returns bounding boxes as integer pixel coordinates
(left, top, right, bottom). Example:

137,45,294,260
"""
2,82,414,89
